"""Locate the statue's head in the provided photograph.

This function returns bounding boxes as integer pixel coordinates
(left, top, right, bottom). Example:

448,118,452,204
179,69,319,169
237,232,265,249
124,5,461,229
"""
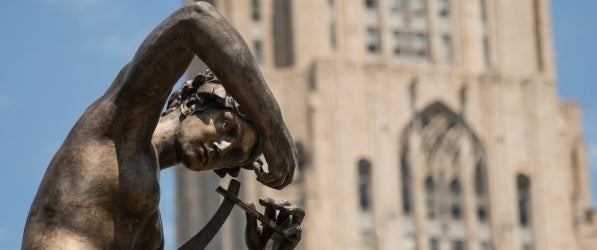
164,71,261,173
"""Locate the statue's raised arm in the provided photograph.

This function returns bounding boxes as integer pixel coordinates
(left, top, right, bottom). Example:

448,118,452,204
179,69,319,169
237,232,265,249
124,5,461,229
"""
112,2,296,188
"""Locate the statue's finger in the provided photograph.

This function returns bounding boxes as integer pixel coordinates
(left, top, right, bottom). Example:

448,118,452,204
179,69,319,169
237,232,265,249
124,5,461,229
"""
258,197,275,207
245,203,260,237
282,224,302,241
272,200,291,210
282,205,305,224
259,197,276,240
276,207,290,226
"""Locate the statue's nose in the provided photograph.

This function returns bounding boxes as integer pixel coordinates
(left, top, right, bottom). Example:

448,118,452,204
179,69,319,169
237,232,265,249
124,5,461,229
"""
212,140,231,154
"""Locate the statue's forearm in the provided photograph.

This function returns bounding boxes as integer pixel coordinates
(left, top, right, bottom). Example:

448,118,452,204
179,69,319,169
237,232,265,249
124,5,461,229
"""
178,2,285,135
115,2,283,133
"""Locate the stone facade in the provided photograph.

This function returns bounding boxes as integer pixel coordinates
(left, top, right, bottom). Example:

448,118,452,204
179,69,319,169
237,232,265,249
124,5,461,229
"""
176,0,597,249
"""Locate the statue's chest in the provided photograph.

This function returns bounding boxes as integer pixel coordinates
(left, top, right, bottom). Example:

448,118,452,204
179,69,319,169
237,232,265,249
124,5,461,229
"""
111,145,161,218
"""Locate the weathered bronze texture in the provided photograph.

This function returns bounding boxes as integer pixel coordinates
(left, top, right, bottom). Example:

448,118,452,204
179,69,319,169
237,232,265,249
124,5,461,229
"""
22,2,299,249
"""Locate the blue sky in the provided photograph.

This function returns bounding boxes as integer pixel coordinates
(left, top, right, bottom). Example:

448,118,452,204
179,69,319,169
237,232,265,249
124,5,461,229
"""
0,1,596,249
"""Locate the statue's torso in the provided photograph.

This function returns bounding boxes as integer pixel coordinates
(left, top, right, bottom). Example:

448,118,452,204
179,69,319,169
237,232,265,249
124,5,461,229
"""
23,108,163,249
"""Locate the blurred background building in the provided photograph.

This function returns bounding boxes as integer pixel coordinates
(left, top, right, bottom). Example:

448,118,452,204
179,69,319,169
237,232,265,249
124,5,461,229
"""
176,0,597,249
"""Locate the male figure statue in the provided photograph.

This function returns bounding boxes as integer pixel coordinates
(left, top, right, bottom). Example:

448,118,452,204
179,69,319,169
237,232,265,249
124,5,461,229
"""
23,2,301,249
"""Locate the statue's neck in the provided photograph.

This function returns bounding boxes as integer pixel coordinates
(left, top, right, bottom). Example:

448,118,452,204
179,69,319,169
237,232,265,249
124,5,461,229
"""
152,110,182,169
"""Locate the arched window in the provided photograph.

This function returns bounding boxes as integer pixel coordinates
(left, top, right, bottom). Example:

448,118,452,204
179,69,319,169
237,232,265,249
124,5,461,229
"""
425,177,436,219
401,159,413,215
450,179,463,220
517,175,531,227
358,160,373,211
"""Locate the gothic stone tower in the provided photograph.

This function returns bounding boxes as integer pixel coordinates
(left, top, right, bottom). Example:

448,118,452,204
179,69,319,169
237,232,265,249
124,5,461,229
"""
176,1,597,249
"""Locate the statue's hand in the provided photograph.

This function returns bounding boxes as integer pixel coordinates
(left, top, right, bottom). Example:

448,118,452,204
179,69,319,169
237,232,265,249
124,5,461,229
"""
245,198,304,250
256,127,297,189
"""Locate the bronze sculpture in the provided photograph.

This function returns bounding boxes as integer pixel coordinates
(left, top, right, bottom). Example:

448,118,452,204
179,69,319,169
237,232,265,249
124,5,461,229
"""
23,2,302,249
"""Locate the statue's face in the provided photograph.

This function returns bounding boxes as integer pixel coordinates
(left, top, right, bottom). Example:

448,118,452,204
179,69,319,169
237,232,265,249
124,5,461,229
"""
176,108,258,171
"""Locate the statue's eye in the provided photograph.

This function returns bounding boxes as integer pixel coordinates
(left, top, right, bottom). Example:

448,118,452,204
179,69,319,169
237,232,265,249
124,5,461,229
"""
222,120,236,137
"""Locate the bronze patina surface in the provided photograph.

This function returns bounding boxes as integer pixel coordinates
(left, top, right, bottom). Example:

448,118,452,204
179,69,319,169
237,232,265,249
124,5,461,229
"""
22,2,301,249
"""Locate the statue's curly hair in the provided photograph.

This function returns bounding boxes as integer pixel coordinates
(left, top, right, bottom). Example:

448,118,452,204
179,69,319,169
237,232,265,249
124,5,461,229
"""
164,70,248,120
164,70,262,177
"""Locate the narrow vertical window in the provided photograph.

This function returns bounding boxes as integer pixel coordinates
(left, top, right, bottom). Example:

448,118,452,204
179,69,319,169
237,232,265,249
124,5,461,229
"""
393,31,402,56
475,163,489,223
329,0,337,50
517,175,531,227
425,177,436,219
409,78,418,112
253,40,264,64
480,0,488,22
251,0,261,21
450,180,463,220
441,35,453,64
273,0,294,68
438,0,450,18
483,37,491,67
359,160,373,211
532,0,544,71
571,150,581,209
358,159,375,250
414,33,428,58
401,160,412,214
480,0,492,68
366,27,380,54
459,85,467,115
